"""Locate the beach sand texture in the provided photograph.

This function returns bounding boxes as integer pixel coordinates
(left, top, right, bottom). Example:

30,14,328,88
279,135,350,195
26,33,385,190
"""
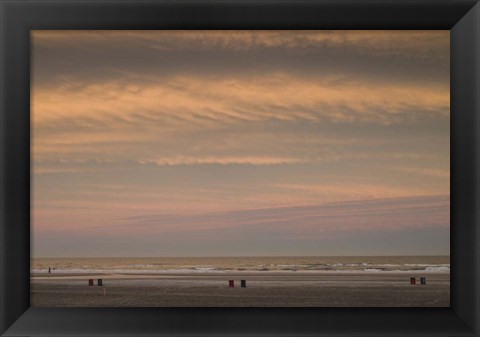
31,272,449,307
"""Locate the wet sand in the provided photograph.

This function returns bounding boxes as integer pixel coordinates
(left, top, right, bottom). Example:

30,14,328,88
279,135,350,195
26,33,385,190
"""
31,272,450,307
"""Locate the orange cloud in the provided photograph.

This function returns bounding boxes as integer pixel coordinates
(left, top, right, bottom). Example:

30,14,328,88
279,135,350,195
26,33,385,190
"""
32,30,449,60
33,73,449,125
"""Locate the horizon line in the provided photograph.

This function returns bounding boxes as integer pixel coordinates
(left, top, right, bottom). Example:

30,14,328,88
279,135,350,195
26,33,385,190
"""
31,254,451,259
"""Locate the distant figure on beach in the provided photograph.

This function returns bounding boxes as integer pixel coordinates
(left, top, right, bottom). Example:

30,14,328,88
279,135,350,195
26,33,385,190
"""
48,267,51,274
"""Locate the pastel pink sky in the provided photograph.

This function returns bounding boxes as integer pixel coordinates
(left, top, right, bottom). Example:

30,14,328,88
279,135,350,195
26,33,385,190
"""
31,31,450,257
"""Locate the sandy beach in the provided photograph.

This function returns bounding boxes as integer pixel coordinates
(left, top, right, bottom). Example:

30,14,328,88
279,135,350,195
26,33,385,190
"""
31,272,449,307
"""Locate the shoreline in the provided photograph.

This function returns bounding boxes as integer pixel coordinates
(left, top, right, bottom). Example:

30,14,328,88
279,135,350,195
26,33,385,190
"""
31,270,450,279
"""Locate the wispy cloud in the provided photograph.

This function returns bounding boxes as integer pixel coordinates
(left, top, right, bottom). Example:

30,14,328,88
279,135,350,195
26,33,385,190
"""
31,30,450,256
395,167,450,178
143,156,305,166
32,73,449,167
33,30,449,60
33,74,449,126
109,195,449,235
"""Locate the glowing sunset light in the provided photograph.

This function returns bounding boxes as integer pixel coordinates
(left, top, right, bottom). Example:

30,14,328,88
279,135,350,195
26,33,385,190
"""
31,30,449,257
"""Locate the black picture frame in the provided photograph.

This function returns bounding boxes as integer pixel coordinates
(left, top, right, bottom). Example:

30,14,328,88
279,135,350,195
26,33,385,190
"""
1,0,479,336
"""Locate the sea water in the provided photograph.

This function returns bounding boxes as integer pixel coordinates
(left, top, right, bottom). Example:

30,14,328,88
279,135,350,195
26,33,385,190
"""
31,256,450,274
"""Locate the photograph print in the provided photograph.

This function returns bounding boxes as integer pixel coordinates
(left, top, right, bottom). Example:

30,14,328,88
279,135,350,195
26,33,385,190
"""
31,30,450,307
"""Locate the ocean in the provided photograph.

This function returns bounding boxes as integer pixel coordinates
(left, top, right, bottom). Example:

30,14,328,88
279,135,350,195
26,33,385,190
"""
31,256,450,274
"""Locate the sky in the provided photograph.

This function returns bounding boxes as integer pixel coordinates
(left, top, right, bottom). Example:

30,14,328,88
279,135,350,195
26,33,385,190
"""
31,30,450,257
